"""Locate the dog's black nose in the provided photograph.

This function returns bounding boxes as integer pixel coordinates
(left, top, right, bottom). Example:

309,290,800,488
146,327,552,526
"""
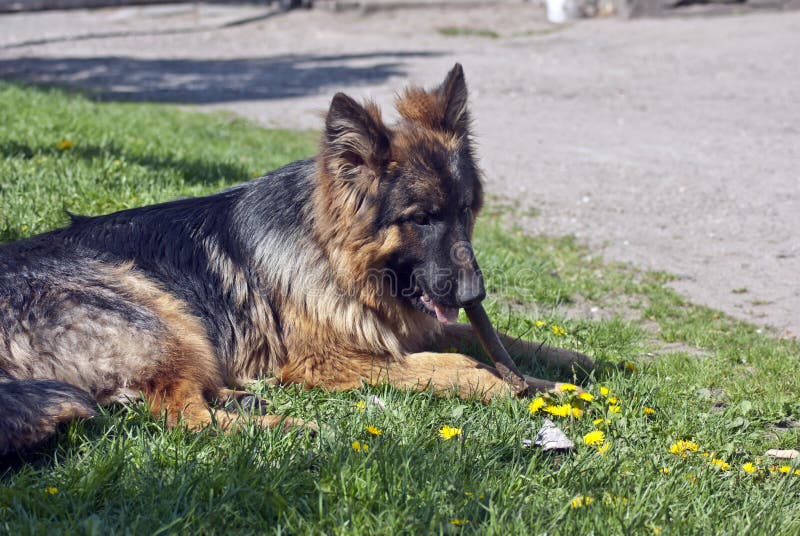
456,275,486,308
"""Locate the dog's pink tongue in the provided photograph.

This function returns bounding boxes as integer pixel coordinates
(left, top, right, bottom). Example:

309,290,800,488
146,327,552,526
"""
421,293,460,324
432,303,460,324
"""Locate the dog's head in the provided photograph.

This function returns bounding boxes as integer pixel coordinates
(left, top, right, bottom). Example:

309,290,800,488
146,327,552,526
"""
318,64,485,324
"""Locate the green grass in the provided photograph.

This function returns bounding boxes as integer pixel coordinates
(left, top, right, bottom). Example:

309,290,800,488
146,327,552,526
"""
1,83,799,534
438,27,500,39
438,26,569,40
0,84,314,242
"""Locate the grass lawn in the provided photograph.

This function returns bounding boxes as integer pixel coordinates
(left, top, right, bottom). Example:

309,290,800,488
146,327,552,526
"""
1,83,798,535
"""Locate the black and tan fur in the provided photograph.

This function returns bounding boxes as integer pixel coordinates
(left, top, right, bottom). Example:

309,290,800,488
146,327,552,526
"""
0,65,593,454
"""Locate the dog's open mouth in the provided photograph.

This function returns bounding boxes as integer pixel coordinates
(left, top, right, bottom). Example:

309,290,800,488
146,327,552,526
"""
419,293,460,324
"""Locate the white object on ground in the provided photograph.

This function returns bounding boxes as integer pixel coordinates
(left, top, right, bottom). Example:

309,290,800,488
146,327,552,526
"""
765,449,799,459
546,0,581,24
367,394,386,412
532,418,574,451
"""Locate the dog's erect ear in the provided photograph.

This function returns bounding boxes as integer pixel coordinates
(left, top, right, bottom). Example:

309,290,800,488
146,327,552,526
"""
324,93,391,177
438,63,469,134
395,63,470,134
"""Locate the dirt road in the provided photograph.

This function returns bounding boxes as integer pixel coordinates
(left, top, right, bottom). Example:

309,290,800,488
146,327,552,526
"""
1,3,798,336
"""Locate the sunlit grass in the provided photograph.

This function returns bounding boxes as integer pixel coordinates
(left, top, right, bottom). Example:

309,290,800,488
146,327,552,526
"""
1,83,798,534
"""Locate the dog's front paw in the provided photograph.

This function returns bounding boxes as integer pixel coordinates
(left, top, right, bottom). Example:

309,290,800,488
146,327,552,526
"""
522,375,558,396
223,394,271,415
522,376,588,398
278,417,325,439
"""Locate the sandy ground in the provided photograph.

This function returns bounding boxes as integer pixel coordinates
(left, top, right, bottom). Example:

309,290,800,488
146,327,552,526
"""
0,3,798,337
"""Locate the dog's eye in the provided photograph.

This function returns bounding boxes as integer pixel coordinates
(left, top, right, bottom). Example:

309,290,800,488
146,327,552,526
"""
411,212,432,226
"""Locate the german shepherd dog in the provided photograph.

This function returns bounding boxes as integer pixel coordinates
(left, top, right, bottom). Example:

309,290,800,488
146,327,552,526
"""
0,65,593,454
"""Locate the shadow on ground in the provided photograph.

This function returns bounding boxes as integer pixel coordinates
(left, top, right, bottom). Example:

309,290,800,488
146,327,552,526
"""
0,139,255,187
0,51,440,103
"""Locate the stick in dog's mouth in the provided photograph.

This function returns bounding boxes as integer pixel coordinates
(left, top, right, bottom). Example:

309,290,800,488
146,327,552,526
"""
463,304,530,396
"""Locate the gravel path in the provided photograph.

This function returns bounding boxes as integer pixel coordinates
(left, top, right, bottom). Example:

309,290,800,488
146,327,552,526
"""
1,3,798,337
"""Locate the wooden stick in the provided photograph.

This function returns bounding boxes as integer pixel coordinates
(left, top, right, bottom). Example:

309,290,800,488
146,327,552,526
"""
464,304,529,396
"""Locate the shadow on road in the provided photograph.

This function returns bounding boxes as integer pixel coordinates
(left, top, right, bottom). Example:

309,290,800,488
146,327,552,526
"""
0,51,440,103
0,8,289,50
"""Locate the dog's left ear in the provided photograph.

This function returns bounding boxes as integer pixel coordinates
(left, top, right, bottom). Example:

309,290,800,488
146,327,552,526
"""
438,63,470,134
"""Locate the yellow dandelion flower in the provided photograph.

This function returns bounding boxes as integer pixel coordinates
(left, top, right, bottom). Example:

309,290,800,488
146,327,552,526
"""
583,430,605,446
778,465,791,474
559,383,578,392
608,396,619,405
571,406,584,419
543,404,572,418
593,418,611,426
534,320,546,328
643,407,655,415
353,400,366,412
596,442,611,454
552,325,566,336
570,495,594,508
351,441,369,452
365,425,382,436
659,467,670,475
450,519,469,526
742,462,757,474
578,392,594,402
44,487,58,495
608,405,621,414
669,440,699,457
56,139,74,151
710,458,730,471
652,526,663,535
794,469,800,476
599,386,610,397
602,494,628,507
438,425,462,440
528,397,545,414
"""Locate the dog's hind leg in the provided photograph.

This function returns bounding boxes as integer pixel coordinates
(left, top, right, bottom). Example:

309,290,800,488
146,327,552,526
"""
104,265,316,435
133,331,315,434
144,385,314,433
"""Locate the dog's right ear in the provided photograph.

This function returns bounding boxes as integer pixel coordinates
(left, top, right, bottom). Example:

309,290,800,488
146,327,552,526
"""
324,93,391,180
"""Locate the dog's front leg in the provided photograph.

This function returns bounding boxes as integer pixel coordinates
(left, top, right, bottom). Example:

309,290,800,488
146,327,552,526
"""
372,352,517,402
285,352,515,401
434,323,594,379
